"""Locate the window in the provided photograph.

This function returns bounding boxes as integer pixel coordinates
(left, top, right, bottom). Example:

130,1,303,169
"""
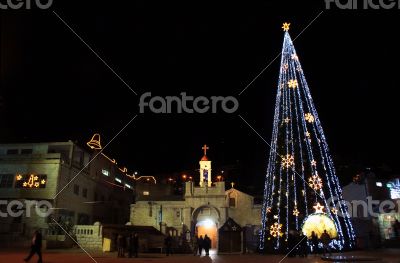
21,149,33,154
143,191,149,196
73,184,80,195
82,188,88,198
6,149,18,155
0,174,14,188
229,197,236,207
101,169,109,176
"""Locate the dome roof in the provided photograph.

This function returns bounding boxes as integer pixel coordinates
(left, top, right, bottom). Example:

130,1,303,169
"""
200,155,209,161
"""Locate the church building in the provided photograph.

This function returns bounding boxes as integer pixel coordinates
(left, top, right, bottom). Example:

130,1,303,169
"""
130,145,262,253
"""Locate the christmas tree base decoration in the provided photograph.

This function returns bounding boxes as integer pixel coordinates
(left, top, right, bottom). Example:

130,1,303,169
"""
259,23,356,252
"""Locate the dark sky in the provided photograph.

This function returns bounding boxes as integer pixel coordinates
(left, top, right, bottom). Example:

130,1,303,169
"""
1,1,399,189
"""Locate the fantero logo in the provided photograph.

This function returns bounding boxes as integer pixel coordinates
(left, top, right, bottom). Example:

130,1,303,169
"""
325,0,400,9
0,0,53,9
139,92,239,114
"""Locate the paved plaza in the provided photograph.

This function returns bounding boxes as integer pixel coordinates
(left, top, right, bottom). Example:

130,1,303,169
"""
0,249,399,263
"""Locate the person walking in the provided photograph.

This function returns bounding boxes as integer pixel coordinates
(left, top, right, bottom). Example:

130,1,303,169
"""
132,233,139,258
287,230,297,257
298,232,308,257
117,234,125,257
192,235,199,256
203,234,211,256
164,234,172,256
198,235,204,256
311,231,319,256
24,230,43,263
320,230,332,256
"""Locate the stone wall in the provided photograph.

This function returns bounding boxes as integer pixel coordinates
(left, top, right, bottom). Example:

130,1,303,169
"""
74,223,102,250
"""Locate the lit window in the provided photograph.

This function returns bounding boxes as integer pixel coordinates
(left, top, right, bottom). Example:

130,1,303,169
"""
387,179,400,199
143,191,149,196
115,178,122,183
101,169,109,176
125,184,132,189
376,182,382,187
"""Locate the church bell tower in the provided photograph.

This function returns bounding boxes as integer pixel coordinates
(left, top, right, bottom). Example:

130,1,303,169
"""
199,144,212,187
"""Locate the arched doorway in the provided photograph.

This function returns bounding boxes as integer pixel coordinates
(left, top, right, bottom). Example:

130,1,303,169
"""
196,219,218,248
192,205,220,249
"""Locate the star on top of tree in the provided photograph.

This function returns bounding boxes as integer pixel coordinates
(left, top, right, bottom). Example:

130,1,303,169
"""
282,22,290,32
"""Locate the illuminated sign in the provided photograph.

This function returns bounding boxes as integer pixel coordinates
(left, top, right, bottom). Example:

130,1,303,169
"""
15,174,47,188
387,179,400,199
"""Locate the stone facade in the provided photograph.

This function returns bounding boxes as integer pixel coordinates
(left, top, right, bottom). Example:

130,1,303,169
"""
0,140,134,241
130,151,262,251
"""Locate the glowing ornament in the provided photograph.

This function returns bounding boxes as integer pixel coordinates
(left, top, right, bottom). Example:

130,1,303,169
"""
311,160,317,166
270,222,283,237
41,179,46,185
283,117,290,123
273,215,279,219
302,213,338,238
291,54,299,61
281,154,294,169
293,208,300,216
305,113,315,123
313,202,325,213
282,22,290,32
283,63,289,72
331,207,338,214
309,174,323,190
16,175,22,181
287,79,298,89
266,207,272,213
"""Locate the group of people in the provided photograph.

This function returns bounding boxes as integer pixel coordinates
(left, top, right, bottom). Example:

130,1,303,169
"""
192,234,212,256
116,233,139,258
287,229,332,258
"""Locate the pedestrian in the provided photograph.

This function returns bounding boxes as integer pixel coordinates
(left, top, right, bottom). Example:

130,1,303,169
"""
192,235,199,256
164,234,172,256
311,231,319,256
287,230,297,257
198,235,204,256
117,234,125,257
203,234,211,256
320,230,332,256
132,233,139,258
298,232,308,257
393,219,400,239
24,230,43,263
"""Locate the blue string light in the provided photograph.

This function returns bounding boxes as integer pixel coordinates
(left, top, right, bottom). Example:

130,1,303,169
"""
260,28,356,251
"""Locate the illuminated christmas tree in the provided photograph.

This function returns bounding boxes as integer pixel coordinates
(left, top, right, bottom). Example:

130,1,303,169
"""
259,23,356,251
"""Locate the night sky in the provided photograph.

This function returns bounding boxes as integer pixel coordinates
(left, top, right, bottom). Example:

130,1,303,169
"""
1,1,399,191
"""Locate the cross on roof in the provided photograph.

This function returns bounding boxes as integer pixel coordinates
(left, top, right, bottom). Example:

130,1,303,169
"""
202,144,209,156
